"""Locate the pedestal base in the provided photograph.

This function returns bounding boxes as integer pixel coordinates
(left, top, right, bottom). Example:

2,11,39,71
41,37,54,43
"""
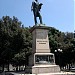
29,65,60,74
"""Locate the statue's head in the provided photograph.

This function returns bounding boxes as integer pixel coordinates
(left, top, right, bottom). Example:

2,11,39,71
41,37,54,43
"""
35,0,38,2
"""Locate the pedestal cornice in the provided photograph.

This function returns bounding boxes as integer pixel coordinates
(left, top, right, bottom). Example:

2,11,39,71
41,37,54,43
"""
30,25,50,33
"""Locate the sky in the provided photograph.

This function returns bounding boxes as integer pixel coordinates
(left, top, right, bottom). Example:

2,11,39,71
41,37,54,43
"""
0,0,74,32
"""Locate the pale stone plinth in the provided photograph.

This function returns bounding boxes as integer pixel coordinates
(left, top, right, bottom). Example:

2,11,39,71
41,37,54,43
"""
31,26,51,53
32,65,60,74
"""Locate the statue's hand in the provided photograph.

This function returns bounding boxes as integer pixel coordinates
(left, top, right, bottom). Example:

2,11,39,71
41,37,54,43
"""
40,3,43,6
39,3,43,11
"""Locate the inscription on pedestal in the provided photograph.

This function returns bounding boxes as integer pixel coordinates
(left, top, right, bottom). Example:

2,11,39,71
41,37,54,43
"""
37,41,48,44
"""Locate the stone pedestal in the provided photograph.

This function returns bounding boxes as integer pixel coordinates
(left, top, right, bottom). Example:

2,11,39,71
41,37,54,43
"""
28,25,60,74
32,65,60,74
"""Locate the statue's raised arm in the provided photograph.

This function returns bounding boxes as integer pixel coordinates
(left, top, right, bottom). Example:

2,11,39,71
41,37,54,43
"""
31,0,43,25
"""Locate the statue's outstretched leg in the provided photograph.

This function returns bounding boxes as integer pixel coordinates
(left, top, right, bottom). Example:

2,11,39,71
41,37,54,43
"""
34,16,37,25
33,11,37,25
39,14,43,24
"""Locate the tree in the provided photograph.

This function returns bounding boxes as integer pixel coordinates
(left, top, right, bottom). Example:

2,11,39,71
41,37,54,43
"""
0,16,25,71
48,27,74,68
12,27,32,70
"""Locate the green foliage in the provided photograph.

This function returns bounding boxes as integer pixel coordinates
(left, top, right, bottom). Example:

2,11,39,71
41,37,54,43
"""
0,16,32,71
48,27,74,53
12,52,26,66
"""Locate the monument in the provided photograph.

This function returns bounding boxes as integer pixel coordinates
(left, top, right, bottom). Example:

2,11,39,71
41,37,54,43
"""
31,0,43,25
28,0,60,74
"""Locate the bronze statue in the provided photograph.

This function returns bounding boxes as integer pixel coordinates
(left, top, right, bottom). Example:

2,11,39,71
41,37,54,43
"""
31,0,43,25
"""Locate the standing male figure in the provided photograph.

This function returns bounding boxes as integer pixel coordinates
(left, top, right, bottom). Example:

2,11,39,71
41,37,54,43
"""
31,0,43,25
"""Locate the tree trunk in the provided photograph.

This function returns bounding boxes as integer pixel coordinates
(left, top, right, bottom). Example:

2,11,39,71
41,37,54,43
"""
69,64,70,71
7,63,9,71
2,64,4,72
